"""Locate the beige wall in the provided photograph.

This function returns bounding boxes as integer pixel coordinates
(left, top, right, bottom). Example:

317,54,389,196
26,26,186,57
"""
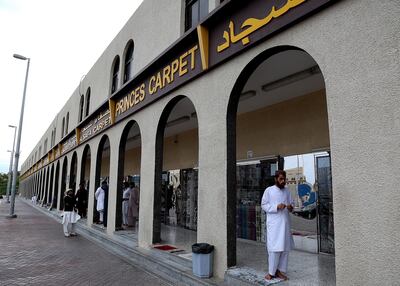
123,147,141,175
100,154,110,179
163,128,199,171
148,90,330,170
83,156,91,182
121,127,200,175
237,90,330,159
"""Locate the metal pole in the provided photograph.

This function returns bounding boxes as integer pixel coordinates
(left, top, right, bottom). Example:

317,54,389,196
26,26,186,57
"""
8,57,30,218
6,127,17,203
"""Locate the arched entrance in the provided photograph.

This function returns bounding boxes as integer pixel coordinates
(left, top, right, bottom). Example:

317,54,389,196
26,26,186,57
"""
94,135,111,227
60,158,68,210
69,152,78,192
39,170,44,204
33,173,37,199
49,164,54,208
227,46,335,280
53,161,60,210
80,145,91,218
154,96,199,254
81,145,91,190
115,121,141,232
44,167,50,206
68,152,78,193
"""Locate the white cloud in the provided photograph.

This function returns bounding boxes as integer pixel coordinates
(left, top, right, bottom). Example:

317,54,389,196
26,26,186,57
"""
0,0,143,173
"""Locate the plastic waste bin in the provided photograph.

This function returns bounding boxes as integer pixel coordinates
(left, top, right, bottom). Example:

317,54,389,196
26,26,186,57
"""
192,243,214,278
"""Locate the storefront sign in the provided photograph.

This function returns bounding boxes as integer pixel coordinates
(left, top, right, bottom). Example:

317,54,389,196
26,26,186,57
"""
80,109,112,143
114,42,203,122
209,0,334,65
54,148,59,159
62,135,77,155
217,0,305,53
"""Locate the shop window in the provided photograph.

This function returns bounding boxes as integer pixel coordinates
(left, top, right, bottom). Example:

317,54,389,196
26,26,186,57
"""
44,139,48,154
65,112,69,135
123,41,134,84
79,95,84,122
61,117,65,138
111,56,120,94
85,87,91,117
236,153,326,243
236,159,277,241
185,0,208,31
161,168,198,230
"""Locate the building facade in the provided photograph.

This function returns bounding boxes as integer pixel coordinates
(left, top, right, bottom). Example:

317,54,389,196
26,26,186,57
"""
19,0,400,284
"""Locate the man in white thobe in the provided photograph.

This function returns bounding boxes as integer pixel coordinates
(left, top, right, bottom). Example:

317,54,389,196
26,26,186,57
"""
95,181,106,224
261,170,294,281
122,182,131,226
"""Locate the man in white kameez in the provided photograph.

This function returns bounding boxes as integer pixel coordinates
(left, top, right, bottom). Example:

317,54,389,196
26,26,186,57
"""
128,182,139,228
261,170,294,281
122,182,131,227
95,181,106,224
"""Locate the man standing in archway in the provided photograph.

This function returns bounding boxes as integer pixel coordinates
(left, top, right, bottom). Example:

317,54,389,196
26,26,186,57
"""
76,182,88,218
261,170,294,281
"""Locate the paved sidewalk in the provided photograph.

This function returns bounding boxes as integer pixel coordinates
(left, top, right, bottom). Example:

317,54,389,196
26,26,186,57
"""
0,198,171,286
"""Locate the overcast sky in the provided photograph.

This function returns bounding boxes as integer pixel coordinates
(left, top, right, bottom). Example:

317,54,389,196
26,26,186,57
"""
0,0,144,173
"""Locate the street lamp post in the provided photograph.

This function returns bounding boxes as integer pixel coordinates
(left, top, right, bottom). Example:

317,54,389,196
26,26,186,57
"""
6,125,17,203
8,54,30,218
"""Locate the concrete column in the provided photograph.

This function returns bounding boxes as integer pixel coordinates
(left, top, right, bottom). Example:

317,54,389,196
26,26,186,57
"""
75,152,82,194
45,167,50,205
106,133,119,235
137,108,159,249
33,174,37,197
87,142,98,226
56,160,64,210
189,76,230,279
49,165,55,208
39,171,44,203
318,2,400,283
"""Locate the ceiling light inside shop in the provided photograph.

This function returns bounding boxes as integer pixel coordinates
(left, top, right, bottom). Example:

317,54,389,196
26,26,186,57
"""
261,65,321,92
166,116,190,127
239,90,256,101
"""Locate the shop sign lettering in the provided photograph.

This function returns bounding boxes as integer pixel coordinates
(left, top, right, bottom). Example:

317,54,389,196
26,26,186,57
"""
115,45,201,120
62,135,77,155
80,110,112,143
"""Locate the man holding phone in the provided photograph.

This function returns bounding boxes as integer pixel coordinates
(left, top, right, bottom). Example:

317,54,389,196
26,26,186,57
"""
261,170,294,281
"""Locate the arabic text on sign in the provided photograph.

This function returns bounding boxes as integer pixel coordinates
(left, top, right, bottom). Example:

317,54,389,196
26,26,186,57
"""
217,0,306,53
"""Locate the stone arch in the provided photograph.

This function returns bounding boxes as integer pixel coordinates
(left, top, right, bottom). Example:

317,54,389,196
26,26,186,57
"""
226,45,332,266
116,120,142,229
153,95,199,244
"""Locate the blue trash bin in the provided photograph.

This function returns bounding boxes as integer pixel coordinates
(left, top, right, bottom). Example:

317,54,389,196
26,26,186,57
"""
192,243,214,278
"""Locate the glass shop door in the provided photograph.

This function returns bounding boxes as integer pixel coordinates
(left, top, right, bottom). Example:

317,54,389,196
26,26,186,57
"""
316,154,335,254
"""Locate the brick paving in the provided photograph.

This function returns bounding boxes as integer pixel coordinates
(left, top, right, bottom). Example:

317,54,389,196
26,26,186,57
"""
0,198,171,286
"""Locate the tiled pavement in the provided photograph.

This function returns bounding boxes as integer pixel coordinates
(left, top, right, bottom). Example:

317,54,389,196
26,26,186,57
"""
0,198,171,286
